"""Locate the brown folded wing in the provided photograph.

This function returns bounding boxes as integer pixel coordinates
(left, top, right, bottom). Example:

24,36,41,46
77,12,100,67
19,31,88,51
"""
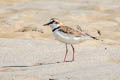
58,25,86,37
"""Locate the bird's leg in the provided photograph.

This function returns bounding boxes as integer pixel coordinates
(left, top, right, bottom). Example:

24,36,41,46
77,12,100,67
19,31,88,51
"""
71,44,75,61
64,43,68,62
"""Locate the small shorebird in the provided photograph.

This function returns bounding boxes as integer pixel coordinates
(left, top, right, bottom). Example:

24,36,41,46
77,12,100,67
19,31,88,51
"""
43,18,98,62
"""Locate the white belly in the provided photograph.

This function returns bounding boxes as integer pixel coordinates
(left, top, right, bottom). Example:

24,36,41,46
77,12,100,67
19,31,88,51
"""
53,30,92,44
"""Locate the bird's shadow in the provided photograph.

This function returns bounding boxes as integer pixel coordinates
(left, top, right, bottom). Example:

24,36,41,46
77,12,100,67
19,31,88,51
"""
33,60,73,66
2,65,29,68
1,60,73,68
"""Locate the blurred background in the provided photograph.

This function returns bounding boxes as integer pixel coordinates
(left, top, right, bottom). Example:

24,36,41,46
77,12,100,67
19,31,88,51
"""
0,0,120,44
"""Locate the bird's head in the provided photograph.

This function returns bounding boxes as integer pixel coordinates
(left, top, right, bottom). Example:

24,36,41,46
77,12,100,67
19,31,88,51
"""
43,18,62,29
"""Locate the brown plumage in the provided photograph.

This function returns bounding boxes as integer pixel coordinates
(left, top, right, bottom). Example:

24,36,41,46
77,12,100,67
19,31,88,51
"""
58,25,86,37
50,18,86,37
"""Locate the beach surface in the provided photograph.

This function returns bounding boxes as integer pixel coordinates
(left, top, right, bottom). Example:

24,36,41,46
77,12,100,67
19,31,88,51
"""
0,0,120,80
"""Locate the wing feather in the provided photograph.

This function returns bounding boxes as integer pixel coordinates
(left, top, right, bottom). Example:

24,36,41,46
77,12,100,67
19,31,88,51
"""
58,26,86,37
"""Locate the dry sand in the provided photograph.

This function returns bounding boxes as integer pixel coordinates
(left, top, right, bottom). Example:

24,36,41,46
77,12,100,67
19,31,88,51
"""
0,0,120,80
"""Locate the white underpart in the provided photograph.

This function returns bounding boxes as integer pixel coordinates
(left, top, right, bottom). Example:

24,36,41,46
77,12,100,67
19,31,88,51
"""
54,30,92,44
50,23,92,44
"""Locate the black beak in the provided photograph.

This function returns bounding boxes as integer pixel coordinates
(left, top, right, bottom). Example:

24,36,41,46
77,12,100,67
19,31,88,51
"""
43,21,54,26
43,23,49,26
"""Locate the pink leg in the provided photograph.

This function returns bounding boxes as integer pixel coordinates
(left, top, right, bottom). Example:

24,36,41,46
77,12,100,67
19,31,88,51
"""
71,44,75,61
64,43,68,62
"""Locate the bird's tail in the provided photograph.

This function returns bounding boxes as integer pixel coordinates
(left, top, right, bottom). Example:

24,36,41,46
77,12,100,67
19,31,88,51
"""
85,33,99,40
77,25,103,41
85,30,103,41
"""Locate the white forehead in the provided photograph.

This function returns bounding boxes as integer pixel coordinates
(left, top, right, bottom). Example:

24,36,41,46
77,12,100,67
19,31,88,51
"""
49,19,54,22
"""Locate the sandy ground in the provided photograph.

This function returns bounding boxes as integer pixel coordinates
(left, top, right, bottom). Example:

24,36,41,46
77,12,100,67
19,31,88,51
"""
0,0,120,80
0,38,120,80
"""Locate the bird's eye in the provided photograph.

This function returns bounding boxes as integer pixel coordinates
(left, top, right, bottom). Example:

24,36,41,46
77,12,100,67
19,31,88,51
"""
46,20,54,25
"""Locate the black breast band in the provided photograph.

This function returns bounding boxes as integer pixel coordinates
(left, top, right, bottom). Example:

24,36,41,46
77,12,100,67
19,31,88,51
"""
52,27,60,32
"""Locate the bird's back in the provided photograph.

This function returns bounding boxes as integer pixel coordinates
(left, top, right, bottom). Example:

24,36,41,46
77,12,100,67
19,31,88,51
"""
53,25,93,44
